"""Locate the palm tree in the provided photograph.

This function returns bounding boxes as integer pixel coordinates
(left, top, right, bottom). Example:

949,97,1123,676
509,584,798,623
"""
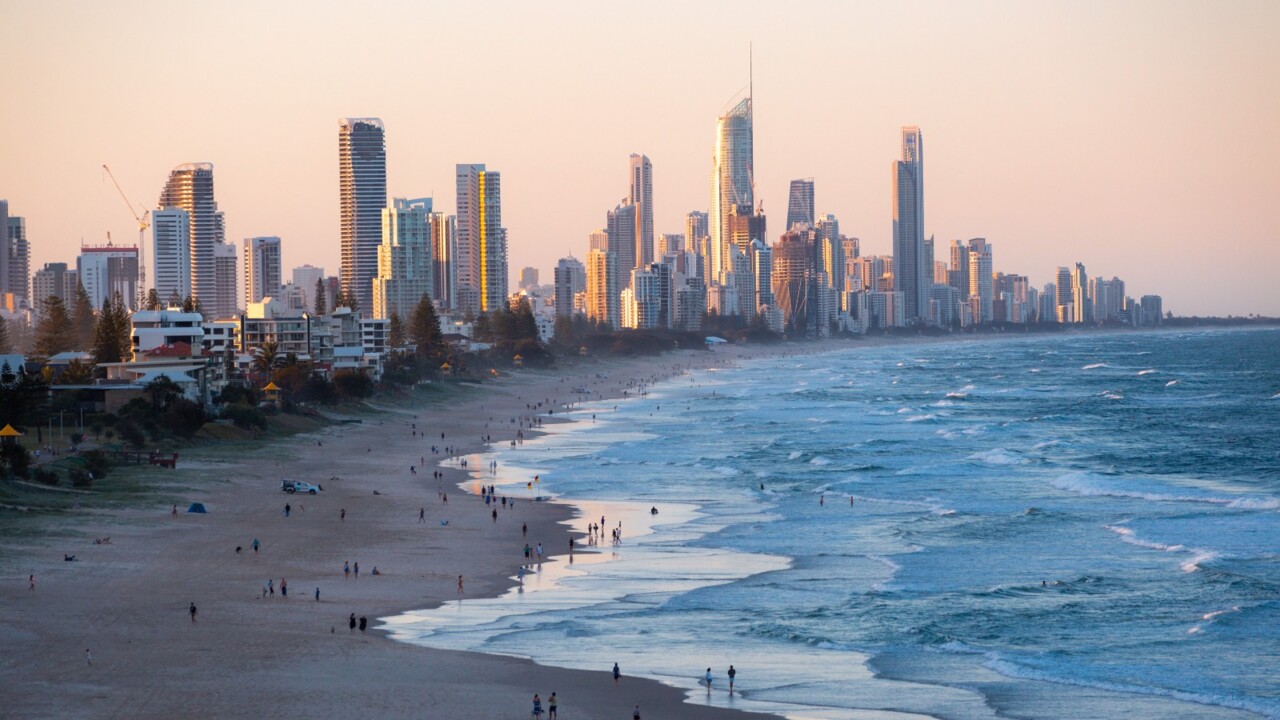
253,341,281,375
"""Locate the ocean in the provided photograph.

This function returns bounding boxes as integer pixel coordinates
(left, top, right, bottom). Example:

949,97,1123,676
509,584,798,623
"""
385,327,1280,719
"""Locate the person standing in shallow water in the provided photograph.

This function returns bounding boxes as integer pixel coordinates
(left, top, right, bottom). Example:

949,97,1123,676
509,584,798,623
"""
728,664,736,692
613,662,620,684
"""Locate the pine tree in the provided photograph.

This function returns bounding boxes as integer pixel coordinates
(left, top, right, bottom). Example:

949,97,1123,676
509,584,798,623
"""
388,311,406,348
93,292,133,364
145,288,161,311
0,315,11,354
167,290,183,309
314,278,327,315
182,295,197,314
113,293,133,360
513,297,539,341
35,296,76,358
71,282,97,349
410,294,444,357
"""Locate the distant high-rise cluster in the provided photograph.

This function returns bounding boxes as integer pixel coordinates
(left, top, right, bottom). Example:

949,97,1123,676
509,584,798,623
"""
2,82,1172,365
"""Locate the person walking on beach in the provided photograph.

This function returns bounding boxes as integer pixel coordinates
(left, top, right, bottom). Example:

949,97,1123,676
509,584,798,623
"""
354,562,359,578
344,561,350,579
523,522,528,537
457,575,464,594
340,508,346,521
315,587,320,602
359,615,367,632
705,667,713,691
728,665,736,692
252,538,260,554
189,602,198,623
85,648,92,665
349,613,356,633
280,578,287,598
613,662,621,684
547,691,557,719
531,694,543,718
419,507,425,523
28,574,34,591
284,503,291,517
633,703,641,720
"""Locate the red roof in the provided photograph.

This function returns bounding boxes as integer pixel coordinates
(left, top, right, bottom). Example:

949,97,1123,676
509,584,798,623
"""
144,342,208,358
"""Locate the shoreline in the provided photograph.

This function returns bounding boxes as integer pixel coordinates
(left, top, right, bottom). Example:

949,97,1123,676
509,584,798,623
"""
3,326,1260,719
0,344,798,720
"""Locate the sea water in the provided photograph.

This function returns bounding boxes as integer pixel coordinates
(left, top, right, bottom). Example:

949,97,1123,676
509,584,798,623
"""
385,328,1280,719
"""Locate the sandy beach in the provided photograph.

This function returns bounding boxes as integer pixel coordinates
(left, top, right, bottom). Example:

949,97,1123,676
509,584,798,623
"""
2,330,1112,719
0,343,815,720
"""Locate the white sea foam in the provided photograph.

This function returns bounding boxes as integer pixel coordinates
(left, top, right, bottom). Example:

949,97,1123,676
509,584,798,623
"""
905,414,937,423
809,457,831,466
713,466,740,477
787,451,803,460
968,448,1028,466
1082,362,1108,370
982,654,1277,717
1054,472,1280,510
1188,606,1242,634
1104,524,1219,573
1138,369,1158,375
1166,380,1180,387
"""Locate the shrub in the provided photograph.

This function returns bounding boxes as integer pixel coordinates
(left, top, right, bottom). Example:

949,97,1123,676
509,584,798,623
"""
222,404,268,431
82,450,111,479
32,467,60,486
0,443,31,479
69,468,92,488
332,371,374,400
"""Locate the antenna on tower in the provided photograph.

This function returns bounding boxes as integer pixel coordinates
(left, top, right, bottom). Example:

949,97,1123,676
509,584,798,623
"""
749,42,753,101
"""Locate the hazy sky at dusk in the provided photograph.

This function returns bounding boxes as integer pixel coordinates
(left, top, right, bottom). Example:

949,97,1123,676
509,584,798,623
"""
2,0,1277,315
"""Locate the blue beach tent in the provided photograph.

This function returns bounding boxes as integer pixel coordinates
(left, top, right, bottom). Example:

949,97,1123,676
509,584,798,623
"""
187,503,207,513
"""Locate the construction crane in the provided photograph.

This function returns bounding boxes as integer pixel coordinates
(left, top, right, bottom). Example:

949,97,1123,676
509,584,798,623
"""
102,164,149,307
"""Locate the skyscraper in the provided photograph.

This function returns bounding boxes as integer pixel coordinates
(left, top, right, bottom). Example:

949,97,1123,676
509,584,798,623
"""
372,198,433,320
431,213,456,310
710,93,753,284
158,163,224,313
607,200,637,285
967,238,993,324
630,154,654,269
77,244,139,310
786,178,815,230
892,127,927,322
339,118,387,313
554,256,585,318
456,164,507,313
1071,262,1091,324
32,263,78,318
244,236,282,306
586,248,619,330
3,206,30,307
213,242,238,318
152,208,191,302
685,211,709,251
519,267,539,291
772,230,815,334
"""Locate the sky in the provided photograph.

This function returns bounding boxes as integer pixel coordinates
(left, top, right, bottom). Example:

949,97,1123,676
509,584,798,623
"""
2,0,1278,316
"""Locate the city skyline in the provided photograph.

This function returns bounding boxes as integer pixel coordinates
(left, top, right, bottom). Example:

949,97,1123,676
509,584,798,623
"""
1,1,1278,315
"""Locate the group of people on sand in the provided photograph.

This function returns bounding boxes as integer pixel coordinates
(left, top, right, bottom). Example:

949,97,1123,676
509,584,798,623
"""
529,691,558,718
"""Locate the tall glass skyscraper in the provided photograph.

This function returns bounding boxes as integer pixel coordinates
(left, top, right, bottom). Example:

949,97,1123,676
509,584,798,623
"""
158,163,224,313
339,118,387,313
786,178,815,231
710,95,753,284
892,126,927,322
629,154,654,270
